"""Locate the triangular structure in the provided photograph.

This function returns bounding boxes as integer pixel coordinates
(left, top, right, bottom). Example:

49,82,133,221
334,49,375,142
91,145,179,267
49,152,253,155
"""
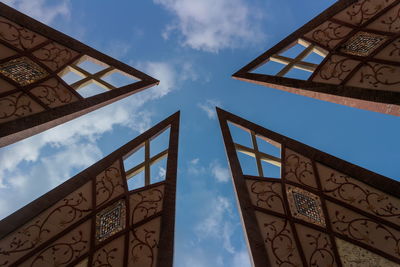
233,0,400,116
0,112,180,267
0,3,159,147
217,107,400,266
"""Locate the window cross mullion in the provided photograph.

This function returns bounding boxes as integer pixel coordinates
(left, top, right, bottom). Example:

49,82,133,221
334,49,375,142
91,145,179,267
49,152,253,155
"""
125,149,168,180
251,131,264,177
68,64,116,90
276,44,315,77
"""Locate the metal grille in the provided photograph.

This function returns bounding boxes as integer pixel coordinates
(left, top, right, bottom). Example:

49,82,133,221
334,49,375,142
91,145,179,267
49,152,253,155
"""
341,32,387,56
96,200,126,243
0,57,48,86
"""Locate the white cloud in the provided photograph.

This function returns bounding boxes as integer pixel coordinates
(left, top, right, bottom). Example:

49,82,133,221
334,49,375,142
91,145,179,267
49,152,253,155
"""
187,158,230,183
154,0,266,52
136,60,198,95
105,40,132,59
3,0,71,25
190,158,199,165
187,158,206,176
176,248,217,267
198,99,221,119
40,143,103,187
210,161,230,183
195,196,236,254
232,249,251,267
139,61,177,98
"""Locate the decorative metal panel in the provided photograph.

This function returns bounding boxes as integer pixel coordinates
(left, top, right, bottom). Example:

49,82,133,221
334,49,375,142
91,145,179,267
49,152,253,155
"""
217,108,400,266
96,200,126,243
0,3,159,147
0,181,92,266
333,0,396,26
22,220,91,267
284,148,317,188
0,57,48,86
340,32,387,56
317,163,400,226
92,236,125,267
0,92,45,123
130,185,165,224
286,185,326,227
245,179,285,214
255,211,303,266
95,161,125,208
29,78,79,108
336,238,399,267
233,0,400,116
128,217,161,267
295,224,338,266
0,112,179,267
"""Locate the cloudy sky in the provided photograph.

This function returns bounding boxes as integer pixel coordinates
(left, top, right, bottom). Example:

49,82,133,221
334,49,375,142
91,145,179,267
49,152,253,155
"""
1,0,399,266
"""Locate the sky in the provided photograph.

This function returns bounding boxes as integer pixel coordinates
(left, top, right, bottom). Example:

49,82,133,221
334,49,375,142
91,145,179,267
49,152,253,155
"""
0,0,400,266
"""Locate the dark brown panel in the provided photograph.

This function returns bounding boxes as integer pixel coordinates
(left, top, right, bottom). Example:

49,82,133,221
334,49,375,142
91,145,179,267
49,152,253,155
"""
0,112,180,267
217,107,400,266
233,0,400,116
0,3,159,147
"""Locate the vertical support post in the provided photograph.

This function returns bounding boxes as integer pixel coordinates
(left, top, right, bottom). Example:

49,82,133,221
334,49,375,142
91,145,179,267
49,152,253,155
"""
145,140,150,186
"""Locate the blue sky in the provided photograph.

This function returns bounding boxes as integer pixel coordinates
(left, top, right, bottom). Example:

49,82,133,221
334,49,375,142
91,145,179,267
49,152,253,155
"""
0,0,399,266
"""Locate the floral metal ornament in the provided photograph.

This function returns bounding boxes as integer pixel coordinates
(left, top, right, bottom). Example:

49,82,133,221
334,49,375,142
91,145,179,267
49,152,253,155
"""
96,199,126,243
286,185,326,227
340,32,388,57
0,57,48,86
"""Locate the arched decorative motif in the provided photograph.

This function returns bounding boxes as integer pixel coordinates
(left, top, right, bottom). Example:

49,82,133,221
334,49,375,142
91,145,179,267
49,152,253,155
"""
217,107,400,266
0,3,159,147
233,0,400,116
0,112,180,267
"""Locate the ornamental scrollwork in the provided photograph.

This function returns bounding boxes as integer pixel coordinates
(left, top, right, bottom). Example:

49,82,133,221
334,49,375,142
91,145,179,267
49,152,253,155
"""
344,0,392,25
331,208,400,257
31,79,77,108
96,164,124,207
248,180,284,213
359,62,400,87
131,187,164,224
285,151,316,188
130,223,159,267
29,230,89,267
0,93,38,122
93,247,119,267
389,39,400,57
305,232,335,267
262,217,300,266
309,22,349,49
0,19,42,50
33,42,77,71
316,56,355,83
0,191,91,264
322,171,400,221
380,6,400,32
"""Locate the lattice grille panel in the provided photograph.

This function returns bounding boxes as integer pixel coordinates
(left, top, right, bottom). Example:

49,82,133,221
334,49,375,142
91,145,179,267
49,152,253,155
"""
341,32,387,56
0,57,48,86
96,200,126,243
